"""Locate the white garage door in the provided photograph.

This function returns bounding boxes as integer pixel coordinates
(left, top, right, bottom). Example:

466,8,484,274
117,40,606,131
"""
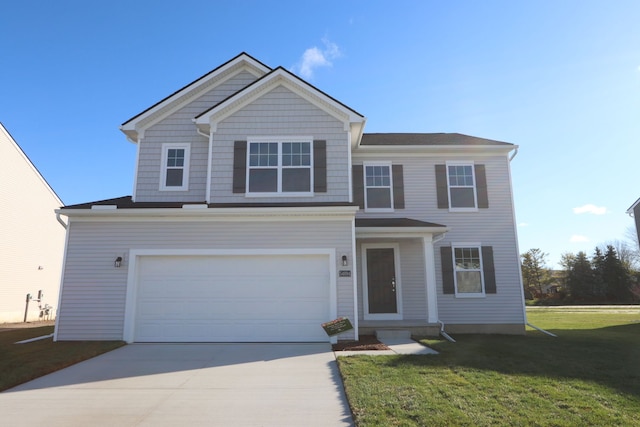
133,254,331,342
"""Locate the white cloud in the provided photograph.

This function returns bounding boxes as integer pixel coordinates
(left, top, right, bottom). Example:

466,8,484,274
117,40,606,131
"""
518,222,529,227
573,204,607,215
570,235,590,243
296,38,342,80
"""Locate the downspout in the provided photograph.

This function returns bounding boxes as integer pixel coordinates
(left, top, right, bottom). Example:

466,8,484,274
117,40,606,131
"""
509,147,519,162
438,320,456,343
56,211,68,229
526,322,557,337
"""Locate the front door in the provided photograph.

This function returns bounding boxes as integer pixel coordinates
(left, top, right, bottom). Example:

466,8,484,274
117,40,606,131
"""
364,245,401,319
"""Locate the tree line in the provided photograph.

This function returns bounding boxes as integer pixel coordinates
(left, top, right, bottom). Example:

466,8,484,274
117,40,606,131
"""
521,241,640,304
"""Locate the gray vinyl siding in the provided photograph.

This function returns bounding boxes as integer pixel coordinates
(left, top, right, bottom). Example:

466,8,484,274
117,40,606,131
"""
135,71,259,202
56,218,355,341
211,86,350,203
353,153,525,325
356,239,427,321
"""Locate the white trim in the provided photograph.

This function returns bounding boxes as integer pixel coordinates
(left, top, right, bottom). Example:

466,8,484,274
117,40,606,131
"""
206,131,213,203
132,137,141,202
246,137,314,196
159,143,191,191
123,248,337,344
347,132,353,204
446,161,478,212
362,161,394,212
451,243,486,298
350,217,359,340
422,236,439,323
361,243,403,320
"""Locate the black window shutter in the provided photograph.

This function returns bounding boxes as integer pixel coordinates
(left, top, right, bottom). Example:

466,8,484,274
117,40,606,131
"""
482,246,496,294
392,165,405,209
232,141,247,193
475,164,489,208
352,165,364,209
435,164,449,209
441,246,455,294
313,140,327,192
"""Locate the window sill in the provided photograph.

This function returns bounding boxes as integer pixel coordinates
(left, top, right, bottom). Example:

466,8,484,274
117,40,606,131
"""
364,208,394,213
454,293,486,298
245,192,314,198
159,187,189,192
449,207,479,213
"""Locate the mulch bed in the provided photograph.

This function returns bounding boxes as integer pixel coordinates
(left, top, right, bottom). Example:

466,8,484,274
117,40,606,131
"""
332,335,390,351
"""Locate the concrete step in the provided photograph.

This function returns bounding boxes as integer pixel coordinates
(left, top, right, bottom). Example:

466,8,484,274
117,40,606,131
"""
375,329,411,340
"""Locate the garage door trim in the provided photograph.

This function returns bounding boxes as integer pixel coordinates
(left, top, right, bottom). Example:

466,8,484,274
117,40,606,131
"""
123,248,337,343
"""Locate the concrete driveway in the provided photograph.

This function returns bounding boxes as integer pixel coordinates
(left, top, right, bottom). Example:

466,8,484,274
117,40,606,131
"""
0,343,354,427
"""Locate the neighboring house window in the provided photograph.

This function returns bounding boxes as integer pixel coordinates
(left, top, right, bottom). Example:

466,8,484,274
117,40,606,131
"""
435,163,489,210
364,163,393,211
441,245,496,296
247,138,313,195
160,143,190,191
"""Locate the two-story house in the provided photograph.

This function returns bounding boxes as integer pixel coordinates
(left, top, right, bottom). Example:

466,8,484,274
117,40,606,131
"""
54,53,526,343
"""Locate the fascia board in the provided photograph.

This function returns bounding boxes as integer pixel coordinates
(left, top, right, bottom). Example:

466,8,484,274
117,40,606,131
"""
356,226,449,238
352,144,518,158
120,55,270,141
195,69,365,132
57,205,359,220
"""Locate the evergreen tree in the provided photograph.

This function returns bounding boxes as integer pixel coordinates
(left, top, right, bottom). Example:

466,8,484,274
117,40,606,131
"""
521,248,551,297
602,245,632,302
591,247,606,299
566,251,593,301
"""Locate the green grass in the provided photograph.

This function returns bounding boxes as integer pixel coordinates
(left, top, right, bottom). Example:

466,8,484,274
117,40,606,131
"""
338,308,640,426
0,326,125,391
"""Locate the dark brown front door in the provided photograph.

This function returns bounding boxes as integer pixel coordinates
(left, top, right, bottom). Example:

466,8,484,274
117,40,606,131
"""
366,248,397,313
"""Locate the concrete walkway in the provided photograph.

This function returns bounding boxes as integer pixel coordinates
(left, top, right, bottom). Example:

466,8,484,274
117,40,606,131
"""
336,338,439,356
0,343,354,427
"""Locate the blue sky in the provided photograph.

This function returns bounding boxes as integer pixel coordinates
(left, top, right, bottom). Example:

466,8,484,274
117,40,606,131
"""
2,1,639,267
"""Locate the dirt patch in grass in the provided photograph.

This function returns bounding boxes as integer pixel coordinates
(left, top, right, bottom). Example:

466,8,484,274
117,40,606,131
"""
332,335,390,351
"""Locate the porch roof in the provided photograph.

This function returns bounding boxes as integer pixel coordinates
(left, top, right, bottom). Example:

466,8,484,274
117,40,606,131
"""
355,218,448,237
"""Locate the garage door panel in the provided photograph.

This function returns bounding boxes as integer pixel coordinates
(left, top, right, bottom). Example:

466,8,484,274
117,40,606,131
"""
134,254,331,342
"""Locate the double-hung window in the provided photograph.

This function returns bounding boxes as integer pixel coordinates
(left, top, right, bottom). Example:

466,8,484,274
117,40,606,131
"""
247,138,312,195
364,162,393,211
447,162,477,210
160,143,190,191
453,245,485,296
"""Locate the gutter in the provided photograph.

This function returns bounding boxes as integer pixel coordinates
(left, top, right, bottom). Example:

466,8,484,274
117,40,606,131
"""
56,211,68,229
509,147,519,162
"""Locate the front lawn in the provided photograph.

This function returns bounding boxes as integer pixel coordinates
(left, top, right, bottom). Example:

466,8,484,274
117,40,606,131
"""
0,326,124,391
338,308,640,426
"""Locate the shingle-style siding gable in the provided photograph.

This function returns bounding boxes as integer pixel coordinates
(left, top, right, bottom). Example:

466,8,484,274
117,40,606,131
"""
210,85,350,204
135,71,259,202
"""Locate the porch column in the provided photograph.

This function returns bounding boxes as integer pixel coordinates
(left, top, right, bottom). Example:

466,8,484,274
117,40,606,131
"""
423,236,439,323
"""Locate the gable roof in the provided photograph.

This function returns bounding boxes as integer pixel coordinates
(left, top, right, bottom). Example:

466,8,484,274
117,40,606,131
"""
193,66,366,144
0,122,63,205
627,197,640,215
120,52,271,142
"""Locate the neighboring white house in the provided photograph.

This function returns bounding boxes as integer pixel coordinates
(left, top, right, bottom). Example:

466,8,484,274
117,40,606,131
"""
0,123,65,323
54,53,526,343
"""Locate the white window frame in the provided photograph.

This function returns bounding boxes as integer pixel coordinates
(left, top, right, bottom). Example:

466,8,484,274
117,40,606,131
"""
160,143,190,191
451,243,485,298
246,136,314,197
363,161,394,212
446,161,478,212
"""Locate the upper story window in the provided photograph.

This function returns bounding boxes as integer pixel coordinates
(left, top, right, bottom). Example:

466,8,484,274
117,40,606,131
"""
447,162,477,210
364,162,393,211
160,143,190,191
247,138,313,195
453,246,485,296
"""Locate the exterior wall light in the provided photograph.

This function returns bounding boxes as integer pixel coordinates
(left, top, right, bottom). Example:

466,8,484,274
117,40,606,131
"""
115,256,123,268
341,255,348,266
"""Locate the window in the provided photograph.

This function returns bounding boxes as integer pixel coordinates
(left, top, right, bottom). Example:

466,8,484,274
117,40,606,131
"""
453,246,484,295
447,163,477,209
160,143,190,191
247,138,312,195
364,163,393,210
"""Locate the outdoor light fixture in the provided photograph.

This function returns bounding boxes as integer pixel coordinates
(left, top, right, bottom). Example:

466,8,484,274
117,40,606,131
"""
114,256,123,268
341,255,348,266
